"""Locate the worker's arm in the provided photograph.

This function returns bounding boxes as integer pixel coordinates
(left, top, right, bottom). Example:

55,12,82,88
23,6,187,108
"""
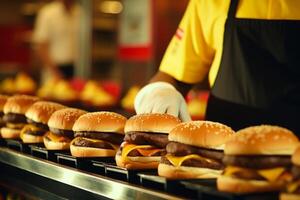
134,71,193,122
150,71,193,97
35,42,61,79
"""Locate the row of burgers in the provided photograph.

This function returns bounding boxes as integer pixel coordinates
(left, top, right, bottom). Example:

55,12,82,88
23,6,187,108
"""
0,94,299,199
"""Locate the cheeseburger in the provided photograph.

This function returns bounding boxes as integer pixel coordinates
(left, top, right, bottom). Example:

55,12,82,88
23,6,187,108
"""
0,95,9,128
71,112,127,157
21,101,65,143
158,121,234,179
1,95,39,139
217,125,299,194
280,145,300,200
116,113,181,169
44,108,87,150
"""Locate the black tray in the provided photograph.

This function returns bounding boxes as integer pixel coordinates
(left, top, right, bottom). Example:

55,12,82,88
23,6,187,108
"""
55,152,88,169
0,138,6,146
5,139,30,153
180,180,279,200
137,172,198,198
89,158,116,175
29,145,67,162
104,163,155,184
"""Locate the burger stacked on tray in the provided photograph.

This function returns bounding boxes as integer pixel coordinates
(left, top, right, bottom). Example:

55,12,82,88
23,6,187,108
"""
1,95,40,139
20,101,66,144
71,112,127,158
44,108,87,150
217,125,299,194
116,113,181,169
158,121,235,179
280,145,300,200
0,95,8,129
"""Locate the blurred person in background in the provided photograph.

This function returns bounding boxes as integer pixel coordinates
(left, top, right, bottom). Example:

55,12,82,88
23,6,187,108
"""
134,0,300,134
32,0,80,82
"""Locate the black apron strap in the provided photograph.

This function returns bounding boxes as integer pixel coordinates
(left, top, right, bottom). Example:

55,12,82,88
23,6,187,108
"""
228,0,239,20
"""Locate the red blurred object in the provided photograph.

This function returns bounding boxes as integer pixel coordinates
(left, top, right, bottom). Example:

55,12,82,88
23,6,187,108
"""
0,25,31,65
100,81,121,100
70,77,87,92
186,90,209,102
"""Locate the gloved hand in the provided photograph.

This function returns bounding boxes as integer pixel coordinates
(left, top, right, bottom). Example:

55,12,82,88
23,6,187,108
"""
134,82,191,122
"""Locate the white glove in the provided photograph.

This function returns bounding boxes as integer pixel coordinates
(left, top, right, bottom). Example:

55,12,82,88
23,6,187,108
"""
134,82,191,122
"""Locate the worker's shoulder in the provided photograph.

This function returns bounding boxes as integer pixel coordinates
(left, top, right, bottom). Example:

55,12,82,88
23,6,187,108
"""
39,1,62,16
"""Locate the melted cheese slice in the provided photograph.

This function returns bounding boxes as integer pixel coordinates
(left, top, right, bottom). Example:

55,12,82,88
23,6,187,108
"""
121,144,160,161
287,181,300,193
46,132,70,142
20,124,43,140
257,167,285,182
165,154,213,168
137,148,162,157
224,166,285,182
7,123,26,129
72,137,119,150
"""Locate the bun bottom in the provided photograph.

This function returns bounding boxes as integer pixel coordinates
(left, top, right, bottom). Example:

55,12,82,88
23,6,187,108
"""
1,127,20,139
158,163,222,179
22,133,44,144
217,175,285,194
70,144,116,157
43,137,70,150
115,154,159,170
280,193,300,200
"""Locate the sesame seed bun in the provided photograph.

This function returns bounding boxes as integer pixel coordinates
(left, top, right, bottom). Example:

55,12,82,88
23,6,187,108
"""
124,113,181,134
4,95,39,114
25,101,66,124
115,154,160,169
48,108,87,131
1,127,20,139
217,175,285,194
280,193,300,200
73,112,127,134
225,125,299,155
0,95,9,111
43,136,70,150
292,145,300,166
168,121,234,150
158,163,222,179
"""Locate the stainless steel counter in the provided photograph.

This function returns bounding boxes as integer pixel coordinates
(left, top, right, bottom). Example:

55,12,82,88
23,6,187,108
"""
0,147,183,200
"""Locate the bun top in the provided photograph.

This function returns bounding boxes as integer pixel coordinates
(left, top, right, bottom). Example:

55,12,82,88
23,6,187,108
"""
292,145,300,166
124,113,181,134
25,101,66,124
4,95,40,114
0,95,9,111
169,121,234,150
73,112,127,134
48,108,87,130
225,125,299,155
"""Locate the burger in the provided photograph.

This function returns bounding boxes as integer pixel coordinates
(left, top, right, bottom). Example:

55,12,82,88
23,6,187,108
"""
20,101,66,143
158,121,234,179
1,95,39,139
116,113,181,169
280,145,300,200
217,125,299,194
71,112,127,157
44,108,87,150
0,95,9,128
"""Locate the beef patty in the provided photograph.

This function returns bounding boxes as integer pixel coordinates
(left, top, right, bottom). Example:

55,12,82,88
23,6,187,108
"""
3,113,27,124
73,137,114,149
75,131,124,145
166,142,224,161
223,155,292,169
124,131,168,148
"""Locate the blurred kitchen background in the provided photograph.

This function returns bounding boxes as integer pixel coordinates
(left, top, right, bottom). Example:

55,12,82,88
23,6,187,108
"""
0,0,208,119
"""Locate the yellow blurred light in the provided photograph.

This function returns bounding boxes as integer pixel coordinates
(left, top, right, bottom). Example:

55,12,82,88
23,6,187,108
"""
99,1,123,14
